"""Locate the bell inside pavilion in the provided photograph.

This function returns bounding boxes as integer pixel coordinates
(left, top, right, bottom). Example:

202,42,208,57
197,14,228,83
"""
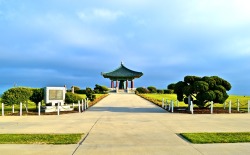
101,62,143,93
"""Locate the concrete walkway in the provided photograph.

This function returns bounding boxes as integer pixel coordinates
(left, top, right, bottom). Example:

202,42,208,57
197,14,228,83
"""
0,94,250,155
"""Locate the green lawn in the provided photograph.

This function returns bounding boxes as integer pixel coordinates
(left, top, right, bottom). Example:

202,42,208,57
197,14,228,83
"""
139,94,250,109
0,133,84,144
180,132,250,144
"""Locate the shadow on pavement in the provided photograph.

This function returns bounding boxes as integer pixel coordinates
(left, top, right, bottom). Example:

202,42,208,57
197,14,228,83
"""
88,106,167,113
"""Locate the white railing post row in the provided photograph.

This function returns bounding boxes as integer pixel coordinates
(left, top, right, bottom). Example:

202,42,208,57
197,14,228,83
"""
171,100,174,113
162,98,164,108
57,103,60,115
210,101,213,114
248,100,250,113
38,102,41,116
20,102,22,116
12,104,14,113
2,103,4,116
237,99,240,112
190,101,193,114
229,100,231,114
81,99,84,112
78,100,81,113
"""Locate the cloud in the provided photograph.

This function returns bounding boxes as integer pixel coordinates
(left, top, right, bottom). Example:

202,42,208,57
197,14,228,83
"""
77,8,124,22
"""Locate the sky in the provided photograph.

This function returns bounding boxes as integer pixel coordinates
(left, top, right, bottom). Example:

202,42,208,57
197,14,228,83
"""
1,0,250,95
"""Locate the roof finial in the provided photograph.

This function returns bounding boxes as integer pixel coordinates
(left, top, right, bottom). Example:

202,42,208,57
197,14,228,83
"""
121,61,123,65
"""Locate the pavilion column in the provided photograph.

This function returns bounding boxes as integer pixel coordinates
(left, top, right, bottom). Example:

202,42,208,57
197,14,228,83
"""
131,80,134,89
126,80,128,89
116,80,118,89
111,80,114,88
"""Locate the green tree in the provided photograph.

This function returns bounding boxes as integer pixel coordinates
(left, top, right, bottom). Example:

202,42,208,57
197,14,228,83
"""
170,75,231,108
86,87,96,101
65,92,82,103
2,87,33,105
147,86,157,93
30,88,44,109
94,84,109,94
135,87,149,94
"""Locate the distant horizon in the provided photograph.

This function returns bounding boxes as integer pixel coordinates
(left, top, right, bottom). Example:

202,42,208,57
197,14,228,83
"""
1,1,250,95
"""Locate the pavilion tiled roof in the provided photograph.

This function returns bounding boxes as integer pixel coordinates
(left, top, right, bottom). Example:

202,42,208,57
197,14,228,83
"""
102,63,143,79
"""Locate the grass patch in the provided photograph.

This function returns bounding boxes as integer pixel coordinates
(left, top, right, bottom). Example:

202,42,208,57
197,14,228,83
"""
138,94,250,109
0,133,84,144
180,132,250,144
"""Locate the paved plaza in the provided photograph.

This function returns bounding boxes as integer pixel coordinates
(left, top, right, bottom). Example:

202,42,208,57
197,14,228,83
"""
0,94,250,155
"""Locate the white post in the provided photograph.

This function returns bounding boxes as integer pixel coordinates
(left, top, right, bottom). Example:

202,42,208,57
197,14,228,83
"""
248,100,250,113
86,98,89,109
190,101,193,114
84,99,87,110
81,99,84,112
2,103,4,116
26,102,28,112
168,101,171,111
78,100,81,113
12,104,15,113
165,99,168,110
162,98,164,108
237,99,240,112
57,103,60,115
20,102,22,116
38,102,41,116
171,100,174,113
229,100,231,114
73,103,75,109
223,102,226,109
210,101,213,114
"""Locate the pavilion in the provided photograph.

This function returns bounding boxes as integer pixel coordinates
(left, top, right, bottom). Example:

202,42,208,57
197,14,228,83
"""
101,62,143,93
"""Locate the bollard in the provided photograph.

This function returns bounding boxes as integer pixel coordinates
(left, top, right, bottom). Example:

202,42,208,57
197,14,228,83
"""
2,103,4,116
12,104,15,113
162,98,164,108
84,99,87,110
78,100,81,113
237,99,240,112
168,100,171,111
210,101,213,114
38,102,41,116
229,100,231,114
171,100,174,113
81,99,84,112
20,102,22,116
190,101,193,114
87,98,89,109
165,100,168,110
57,103,60,115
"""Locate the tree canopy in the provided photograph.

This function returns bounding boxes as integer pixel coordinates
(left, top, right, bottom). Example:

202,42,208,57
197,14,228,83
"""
2,87,33,105
169,75,232,108
30,88,44,109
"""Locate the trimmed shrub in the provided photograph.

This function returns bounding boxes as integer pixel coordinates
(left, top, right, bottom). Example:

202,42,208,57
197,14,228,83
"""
157,89,164,94
147,86,157,93
65,92,82,103
164,89,174,94
136,87,149,94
